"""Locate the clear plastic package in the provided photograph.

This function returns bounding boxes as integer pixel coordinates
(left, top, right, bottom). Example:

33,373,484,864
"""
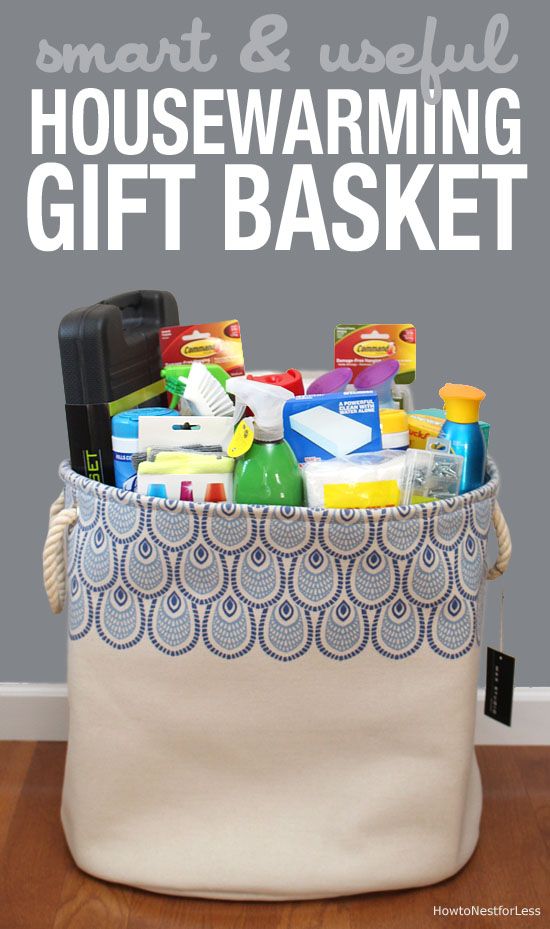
399,439,464,505
303,451,406,509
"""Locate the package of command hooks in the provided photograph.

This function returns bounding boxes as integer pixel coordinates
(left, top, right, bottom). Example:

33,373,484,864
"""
334,323,416,384
283,391,382,462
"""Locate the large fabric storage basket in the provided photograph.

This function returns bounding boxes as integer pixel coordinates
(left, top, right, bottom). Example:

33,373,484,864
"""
43,459,510,901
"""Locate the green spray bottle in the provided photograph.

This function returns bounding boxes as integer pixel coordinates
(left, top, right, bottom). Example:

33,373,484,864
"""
226,378,303,506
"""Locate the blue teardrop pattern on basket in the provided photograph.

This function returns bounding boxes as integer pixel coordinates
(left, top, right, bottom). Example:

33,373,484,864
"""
76,487,101,528
373,598,423,658
79,525,117,591
202,504,258,553
318,509,372,557
62,457,497,659
146,503,199,550
260,506,315,555
96,585,144,648
455,533,485,598
346,549,398,607
68,575,93,639
316,599,367,660
259,599,312,660
67,521,81,578
121,537,171,597
377,511,427,558
232,546,285,607
289,548,342,608
178,543,228,603
103,494,144,542
203,595,256,658
469,497,493,539
148,589,198,655
431,502,468,550
429,596,475,657
406,545,451,606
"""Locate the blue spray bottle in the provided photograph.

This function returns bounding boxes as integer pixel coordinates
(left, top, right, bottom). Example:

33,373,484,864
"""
438,384,487,493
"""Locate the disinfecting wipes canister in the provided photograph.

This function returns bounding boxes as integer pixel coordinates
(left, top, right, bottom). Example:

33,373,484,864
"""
111,408,178,490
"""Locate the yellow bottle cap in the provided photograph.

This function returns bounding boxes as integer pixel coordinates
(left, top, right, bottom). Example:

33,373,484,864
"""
439,384,485,424
380,409,409,434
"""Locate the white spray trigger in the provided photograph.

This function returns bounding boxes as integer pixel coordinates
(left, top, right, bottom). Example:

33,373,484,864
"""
226,377,293,443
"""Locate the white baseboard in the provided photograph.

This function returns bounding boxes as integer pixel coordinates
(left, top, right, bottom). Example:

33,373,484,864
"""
475,687,550,745
0,683,69,741
0,684,548,744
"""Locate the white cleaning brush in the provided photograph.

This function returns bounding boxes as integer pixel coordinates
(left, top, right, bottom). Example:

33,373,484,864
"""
179,363,234,417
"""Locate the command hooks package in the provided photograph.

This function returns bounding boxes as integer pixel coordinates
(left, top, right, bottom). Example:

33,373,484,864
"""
283,391,382,461
159,320,245,377
334,324,416,384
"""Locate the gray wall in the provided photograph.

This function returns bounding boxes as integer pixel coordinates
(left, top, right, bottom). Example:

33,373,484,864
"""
1,0,547,683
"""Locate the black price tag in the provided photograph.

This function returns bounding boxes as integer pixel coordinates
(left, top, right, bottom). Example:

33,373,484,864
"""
484,647,515,726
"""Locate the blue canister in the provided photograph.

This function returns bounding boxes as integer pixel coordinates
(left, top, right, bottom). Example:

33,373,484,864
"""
438,384,487,494
111,408,178,490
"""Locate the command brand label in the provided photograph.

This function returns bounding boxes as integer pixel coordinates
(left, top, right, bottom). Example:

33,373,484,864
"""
180,338,219,360
353,338,395,359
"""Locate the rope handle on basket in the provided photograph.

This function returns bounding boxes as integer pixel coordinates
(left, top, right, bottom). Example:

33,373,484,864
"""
42,488,511,614
43,491,78,614
487,500,512,580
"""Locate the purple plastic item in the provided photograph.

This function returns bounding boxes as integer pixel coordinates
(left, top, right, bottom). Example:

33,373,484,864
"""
179,481,194,502
307,368,353,395
354,358,399,390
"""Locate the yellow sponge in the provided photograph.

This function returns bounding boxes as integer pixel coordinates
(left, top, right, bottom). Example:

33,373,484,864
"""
323,480,400,509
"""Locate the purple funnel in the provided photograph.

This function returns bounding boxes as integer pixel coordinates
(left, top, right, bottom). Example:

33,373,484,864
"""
354,358,399,390
307,368,353,395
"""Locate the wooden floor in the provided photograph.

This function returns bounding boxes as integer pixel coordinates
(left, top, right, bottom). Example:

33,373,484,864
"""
0,745,548,929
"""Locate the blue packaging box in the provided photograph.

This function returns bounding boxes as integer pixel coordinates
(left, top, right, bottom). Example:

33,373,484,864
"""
283,391,382,462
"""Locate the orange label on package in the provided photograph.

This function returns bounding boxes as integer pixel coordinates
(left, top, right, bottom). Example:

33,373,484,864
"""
160,320,245,377
334,324,416,384
407,412,442,449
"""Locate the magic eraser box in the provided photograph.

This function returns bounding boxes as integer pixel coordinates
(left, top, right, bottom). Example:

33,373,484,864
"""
283,391,382,462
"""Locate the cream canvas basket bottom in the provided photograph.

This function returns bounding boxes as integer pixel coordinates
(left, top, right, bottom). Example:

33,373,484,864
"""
42,459,511,901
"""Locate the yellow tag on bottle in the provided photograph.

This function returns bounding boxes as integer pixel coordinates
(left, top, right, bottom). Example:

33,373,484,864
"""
227,419,254,458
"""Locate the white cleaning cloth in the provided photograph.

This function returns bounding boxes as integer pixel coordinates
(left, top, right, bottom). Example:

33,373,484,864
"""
303,451,406,507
